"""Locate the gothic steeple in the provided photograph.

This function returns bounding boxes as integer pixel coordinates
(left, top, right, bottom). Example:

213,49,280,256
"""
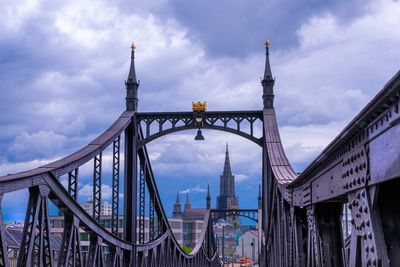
172,191,182,218
184,192,191,211
261,40,275,109
206,183,211,209
125,42,139,111
223,143,232,176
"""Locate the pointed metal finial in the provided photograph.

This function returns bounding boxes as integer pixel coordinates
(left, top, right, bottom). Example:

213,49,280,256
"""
130,42,136,50
265,39,270,48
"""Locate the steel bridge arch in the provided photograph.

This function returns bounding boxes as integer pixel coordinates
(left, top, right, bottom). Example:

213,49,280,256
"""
136,111,264,147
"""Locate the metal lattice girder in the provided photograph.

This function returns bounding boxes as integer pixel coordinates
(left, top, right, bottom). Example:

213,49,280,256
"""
17,185,53,267
108,246,123,267
111,136,120,236
57,214,83,267
86,235,104,267
138,160,146,244
149,192,155,241
93,153,102,222
68,168,78,200
0,194,9,267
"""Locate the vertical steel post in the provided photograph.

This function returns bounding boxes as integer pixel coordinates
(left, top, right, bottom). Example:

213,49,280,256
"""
138,160,146,244
0,194,9,267
123,120,138,266
92,153,102,222
149,193,155,241
262,140,269,264
68,168,78,200
112,136,120,236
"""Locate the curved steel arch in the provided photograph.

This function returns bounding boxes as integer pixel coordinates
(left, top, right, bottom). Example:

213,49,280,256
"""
136,110,263,147
211,209,259,223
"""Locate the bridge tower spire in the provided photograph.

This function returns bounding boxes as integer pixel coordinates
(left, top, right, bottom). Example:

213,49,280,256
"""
125,42,139,111
206,182,211,209
262,39,275,108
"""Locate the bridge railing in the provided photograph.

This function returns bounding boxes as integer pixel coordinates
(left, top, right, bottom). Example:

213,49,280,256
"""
263,71,400,267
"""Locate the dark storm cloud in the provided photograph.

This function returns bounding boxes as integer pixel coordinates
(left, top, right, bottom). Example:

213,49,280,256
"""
167,0,370,57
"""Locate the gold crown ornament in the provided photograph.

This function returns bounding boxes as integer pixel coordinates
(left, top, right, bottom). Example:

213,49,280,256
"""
192,101,207,111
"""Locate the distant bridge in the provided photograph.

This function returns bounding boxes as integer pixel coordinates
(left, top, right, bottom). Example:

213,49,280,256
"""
0,40,399,267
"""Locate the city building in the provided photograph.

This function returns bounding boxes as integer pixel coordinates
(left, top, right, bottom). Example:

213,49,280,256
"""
236,229,259,263
172,191,208,248
81,197,112,216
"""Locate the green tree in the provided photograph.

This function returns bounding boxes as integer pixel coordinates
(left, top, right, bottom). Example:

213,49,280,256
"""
181,244,193,254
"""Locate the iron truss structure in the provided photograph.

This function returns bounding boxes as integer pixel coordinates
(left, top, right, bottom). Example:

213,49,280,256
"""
0,40,399,267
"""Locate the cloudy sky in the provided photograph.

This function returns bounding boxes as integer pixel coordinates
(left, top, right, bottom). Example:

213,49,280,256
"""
0,0,399,222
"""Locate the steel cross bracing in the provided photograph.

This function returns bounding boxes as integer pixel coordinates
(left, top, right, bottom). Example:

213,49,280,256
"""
111,136,120,236
0,44,399,267
92,153,102,223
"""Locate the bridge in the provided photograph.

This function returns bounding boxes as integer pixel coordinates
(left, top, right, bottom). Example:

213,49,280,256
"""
0,39,399,267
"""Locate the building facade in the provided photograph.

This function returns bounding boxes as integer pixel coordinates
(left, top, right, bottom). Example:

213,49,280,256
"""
172,191,207,248
235,230,259,263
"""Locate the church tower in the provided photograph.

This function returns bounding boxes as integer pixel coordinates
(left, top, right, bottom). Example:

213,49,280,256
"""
216,143,239,217
172,192,182,218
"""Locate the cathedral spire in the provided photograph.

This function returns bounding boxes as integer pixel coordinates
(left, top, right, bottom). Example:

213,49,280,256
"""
125,42,139,111
172,191,182,218
223,143,232,176
261,39,275,109
184,192,191,211
206,183,211,209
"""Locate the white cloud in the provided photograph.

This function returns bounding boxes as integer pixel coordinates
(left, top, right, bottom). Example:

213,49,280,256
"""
7,130,66,160
78,183,113,200
0,157,56,175
235,174,249,183
180,185,206,194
